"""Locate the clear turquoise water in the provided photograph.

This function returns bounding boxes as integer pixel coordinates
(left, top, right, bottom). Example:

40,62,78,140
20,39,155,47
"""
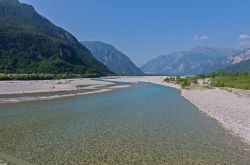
0,83,249,164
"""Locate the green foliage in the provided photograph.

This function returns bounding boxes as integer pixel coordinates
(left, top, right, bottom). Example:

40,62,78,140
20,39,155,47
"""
0,73,80,81
0,0,112,77
164,77,175,83
210,72,250,90
180,77,198,87
195,72,250,89
0,74,53,80
82,41,143,75
165,72,250,89
164,76,198,88
197,71,229,79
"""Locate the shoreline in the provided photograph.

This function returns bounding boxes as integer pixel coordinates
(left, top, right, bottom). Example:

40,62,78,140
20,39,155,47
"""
107,76,250,145
181,88,250,145
0,76,250,145
0,78,130,103
0,78,114,95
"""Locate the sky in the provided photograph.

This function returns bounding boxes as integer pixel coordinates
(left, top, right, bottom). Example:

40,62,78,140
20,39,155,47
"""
19,0,250,66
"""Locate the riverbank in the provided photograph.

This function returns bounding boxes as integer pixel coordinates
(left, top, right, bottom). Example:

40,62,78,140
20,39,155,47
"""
104,76,181,89
181,88,250,145
0,76,176,96
0,78,129,103
1,78,250,164
0,78,113,94
0,76,250,145
108,76,250,145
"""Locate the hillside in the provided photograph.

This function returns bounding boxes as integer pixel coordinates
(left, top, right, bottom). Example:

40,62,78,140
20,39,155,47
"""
82,41,143,75
224,59,250,72
141,47,241,75
224,49,250,72
0,0,112,76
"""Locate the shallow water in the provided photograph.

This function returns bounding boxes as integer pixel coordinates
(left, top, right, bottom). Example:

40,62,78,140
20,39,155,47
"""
0,83,249,164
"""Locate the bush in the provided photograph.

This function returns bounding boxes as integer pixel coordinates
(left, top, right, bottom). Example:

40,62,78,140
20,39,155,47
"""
164,76,198,88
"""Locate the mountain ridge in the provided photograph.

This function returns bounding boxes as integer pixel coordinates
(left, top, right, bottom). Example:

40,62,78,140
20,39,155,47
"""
0,0,112,76
82,41,143,75
223,49,250,72
141,47,242,75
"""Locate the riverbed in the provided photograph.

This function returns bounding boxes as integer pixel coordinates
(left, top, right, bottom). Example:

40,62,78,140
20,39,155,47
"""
0,82,249,164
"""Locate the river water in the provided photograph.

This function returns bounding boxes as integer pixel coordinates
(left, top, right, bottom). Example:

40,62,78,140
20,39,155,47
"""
0,83,249,164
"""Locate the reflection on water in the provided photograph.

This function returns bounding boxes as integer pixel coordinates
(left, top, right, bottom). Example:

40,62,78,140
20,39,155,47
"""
0,83,249,164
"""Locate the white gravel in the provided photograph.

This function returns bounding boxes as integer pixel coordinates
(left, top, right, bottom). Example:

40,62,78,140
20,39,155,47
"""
1,76,250,144
181,88,250,144
109,76,250,144
0,78,113,94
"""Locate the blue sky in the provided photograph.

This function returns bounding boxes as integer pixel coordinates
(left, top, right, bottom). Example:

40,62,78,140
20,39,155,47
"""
19,0,250,66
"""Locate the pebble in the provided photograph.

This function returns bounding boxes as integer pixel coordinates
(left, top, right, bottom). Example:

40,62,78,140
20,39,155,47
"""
0,159,10,165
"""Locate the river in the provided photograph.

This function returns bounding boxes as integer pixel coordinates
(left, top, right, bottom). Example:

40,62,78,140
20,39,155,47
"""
0,82,249,164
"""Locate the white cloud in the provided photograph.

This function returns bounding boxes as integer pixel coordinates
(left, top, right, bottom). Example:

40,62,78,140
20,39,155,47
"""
193,35,208,41
199,36,208,40
239,41,250,46
239,34,250,39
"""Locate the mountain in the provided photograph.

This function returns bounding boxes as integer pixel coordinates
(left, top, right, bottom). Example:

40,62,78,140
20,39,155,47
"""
227,49,250,64
0,0,112,76
223,49,250,72
81,41,143,75
141,47,241,75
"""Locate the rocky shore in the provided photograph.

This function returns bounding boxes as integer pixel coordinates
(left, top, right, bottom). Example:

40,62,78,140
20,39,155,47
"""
0,78,113,95
111,76,250,145
0,78,129,103
0,76,250,145
181,88,250,144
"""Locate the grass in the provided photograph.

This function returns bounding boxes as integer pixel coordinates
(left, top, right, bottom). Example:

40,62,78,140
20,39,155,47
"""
165,72,250,90
210,72,250,90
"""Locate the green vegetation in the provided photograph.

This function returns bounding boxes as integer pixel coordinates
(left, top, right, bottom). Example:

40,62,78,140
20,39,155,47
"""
165,72,250,90
164,76,198,88
209,72,250,90
82,41,144,75
0,0,112,77
0,74,54,80
0,72,102,81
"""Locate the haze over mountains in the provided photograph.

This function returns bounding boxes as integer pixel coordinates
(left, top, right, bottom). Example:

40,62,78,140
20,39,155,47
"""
141,47,250,75
0,0,112,76
82,41,143,75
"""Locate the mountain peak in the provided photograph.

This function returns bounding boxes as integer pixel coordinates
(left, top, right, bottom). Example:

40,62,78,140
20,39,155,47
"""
0,0,112,76
141,47,242,75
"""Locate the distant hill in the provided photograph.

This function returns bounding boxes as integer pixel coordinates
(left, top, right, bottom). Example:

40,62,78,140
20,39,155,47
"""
82,41,143,75
141,47,241,75
0,0,112,76
224,49,250,72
